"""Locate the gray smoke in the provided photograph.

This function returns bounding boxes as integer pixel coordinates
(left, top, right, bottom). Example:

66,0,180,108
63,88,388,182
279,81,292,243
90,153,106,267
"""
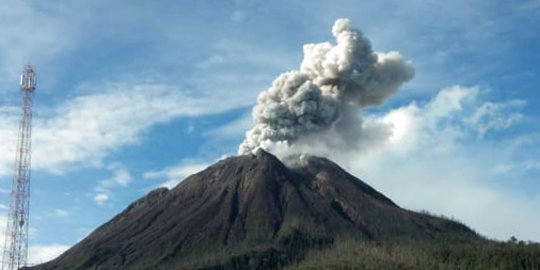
239,19,414,157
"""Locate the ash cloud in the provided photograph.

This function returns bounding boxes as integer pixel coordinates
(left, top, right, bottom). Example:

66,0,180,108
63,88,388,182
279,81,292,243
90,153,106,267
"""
239,19,414,157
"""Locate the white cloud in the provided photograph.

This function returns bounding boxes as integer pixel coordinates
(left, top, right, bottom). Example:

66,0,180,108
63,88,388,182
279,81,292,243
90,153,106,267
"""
91,164,132,206
378,86,525,153
0,106,19,175
28,244,70,265
0,215,69,265
0,215,6,253
492,160,540,175
97,165,132,188
465,100,525,137
144,159,213,189
205,112,253,139
93,193,109,206
0,81,250,176
53,209,69,217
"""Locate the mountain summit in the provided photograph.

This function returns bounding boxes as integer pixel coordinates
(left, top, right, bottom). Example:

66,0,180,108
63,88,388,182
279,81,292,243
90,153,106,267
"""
26,150,539,269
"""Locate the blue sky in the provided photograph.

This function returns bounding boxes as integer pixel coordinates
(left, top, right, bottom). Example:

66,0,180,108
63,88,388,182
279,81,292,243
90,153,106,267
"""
0,0,539,264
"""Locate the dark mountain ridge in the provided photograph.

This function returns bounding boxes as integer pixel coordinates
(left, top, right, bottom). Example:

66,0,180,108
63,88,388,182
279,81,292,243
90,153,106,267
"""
25,150,539,270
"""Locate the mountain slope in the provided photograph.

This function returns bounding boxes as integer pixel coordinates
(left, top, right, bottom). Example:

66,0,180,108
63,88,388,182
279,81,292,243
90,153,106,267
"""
26,150,538,270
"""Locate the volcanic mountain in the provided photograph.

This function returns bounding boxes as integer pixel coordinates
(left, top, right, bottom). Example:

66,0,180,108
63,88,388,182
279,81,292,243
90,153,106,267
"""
26,150,540,270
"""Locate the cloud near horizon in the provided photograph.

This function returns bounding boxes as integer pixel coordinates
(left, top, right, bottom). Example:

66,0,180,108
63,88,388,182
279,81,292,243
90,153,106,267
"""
143,158,218,189
309,85,537,241
0,215,68,265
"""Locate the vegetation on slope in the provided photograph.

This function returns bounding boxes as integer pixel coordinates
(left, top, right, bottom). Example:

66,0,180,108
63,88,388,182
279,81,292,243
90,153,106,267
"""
285,238,540,270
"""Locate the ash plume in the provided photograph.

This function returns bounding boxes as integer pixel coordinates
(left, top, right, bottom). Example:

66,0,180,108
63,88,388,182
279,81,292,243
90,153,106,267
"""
239,19,414,157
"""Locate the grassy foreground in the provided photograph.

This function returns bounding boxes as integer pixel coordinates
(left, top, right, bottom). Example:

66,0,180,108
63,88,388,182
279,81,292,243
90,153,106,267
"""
282,239,540,270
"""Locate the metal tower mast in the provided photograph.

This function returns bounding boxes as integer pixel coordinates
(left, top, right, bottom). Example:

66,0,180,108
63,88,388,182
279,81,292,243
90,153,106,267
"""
2,65,36,270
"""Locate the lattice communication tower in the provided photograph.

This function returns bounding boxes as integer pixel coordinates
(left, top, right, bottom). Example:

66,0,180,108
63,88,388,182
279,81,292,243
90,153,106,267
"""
2,65,36,270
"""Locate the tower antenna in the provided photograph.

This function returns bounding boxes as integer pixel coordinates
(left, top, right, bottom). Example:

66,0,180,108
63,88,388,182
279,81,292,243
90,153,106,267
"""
2,65,36,270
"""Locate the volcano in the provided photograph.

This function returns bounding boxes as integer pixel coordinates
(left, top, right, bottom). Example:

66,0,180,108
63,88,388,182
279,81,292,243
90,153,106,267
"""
25,150,540,270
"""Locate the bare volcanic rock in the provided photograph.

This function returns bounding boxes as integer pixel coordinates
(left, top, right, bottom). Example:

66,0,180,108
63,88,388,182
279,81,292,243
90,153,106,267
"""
26,150,478,270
